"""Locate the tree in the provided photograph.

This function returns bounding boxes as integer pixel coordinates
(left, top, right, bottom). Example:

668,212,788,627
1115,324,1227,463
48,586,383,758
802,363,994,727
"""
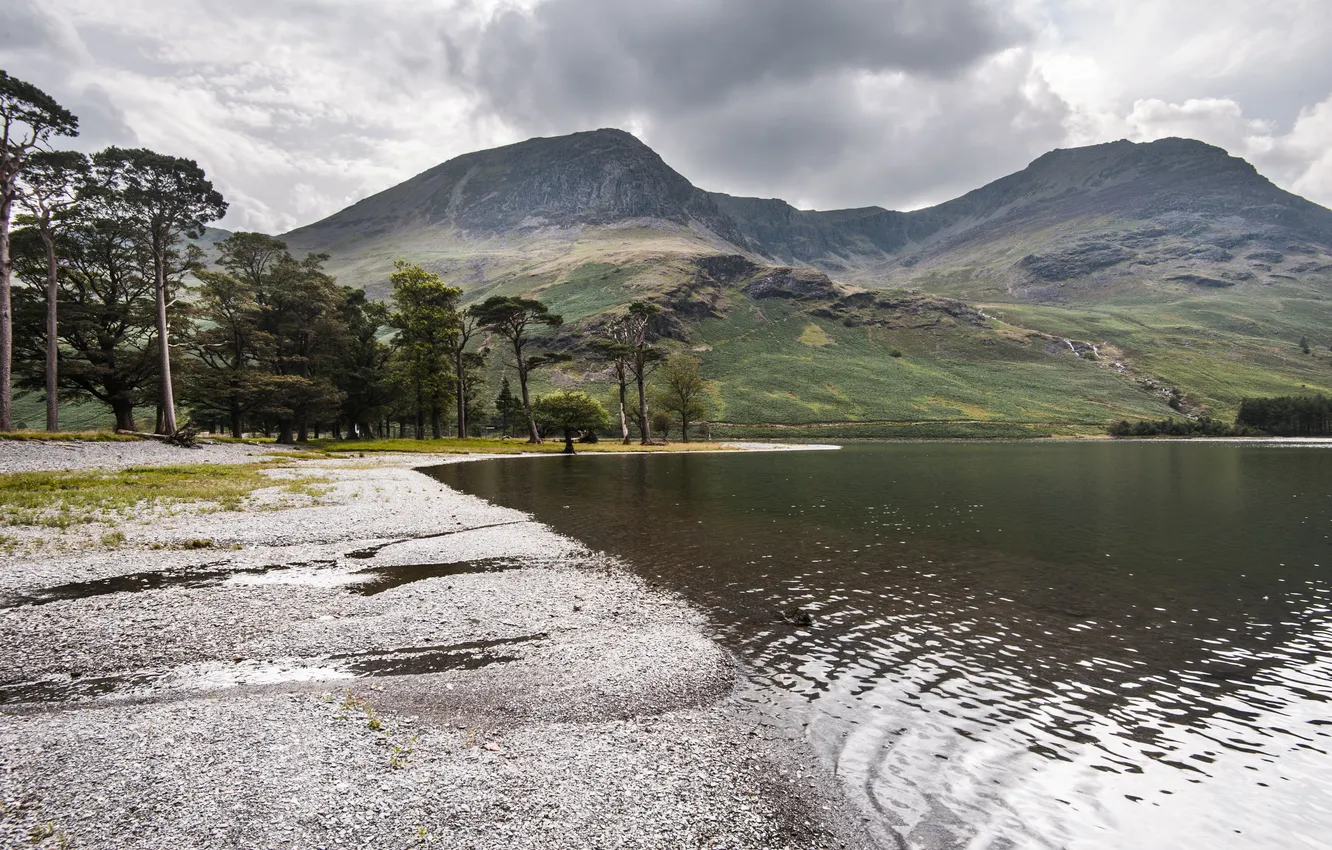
14,150,89,431
448,307,483,438
590,310,642,444
472,295,563,443
10,198,158,431
388,261,459,439
532,390,609,454
494,376,521,437
651,354,711,442
333,289,393,440
1300,334,1312,355
651,409,671,442
92,147,227,434
256,251,348,443
622,301,663,445
181,232,284,437
0,70,79,430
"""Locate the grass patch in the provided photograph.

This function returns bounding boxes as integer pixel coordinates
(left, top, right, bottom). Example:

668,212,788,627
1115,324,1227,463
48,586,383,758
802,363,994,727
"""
0,430,138,442
0,462,321,529
797,322,835,347
304,437,739,455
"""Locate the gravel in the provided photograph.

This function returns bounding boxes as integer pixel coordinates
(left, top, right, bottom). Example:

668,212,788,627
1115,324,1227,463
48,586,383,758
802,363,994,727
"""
0,438,287,472
0,441,869,849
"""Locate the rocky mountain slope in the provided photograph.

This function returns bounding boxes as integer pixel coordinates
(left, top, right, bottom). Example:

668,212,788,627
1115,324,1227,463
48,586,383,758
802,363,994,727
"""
261,129,1332,434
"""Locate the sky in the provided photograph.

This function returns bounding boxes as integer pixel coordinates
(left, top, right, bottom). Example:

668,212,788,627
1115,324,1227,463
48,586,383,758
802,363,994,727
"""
3,0,1329,234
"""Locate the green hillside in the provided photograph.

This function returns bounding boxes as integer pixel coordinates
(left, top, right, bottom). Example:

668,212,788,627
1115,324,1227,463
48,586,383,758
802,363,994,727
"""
155,130,1332,437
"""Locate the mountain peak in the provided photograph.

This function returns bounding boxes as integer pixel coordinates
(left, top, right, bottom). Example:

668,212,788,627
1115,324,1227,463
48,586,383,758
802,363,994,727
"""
286,127,742,247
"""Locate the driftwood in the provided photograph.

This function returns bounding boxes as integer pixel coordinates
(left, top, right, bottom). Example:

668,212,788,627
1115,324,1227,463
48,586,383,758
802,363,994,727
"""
115,423,202,448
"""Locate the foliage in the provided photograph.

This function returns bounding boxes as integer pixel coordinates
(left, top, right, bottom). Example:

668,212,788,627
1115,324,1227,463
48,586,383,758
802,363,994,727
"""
9,196,160,431
650,354,711,442
1,70,81,431
472,294,563,442
184,233,352,443
1107,418,1250,437
1235,394,1332,436
90,146,227,434
493,376,522,437
532,389,609,451
389,261,461,439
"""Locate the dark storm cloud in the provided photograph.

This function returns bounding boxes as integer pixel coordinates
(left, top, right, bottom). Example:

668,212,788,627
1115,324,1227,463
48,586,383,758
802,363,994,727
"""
447,0,1062,210
463,0,1023,126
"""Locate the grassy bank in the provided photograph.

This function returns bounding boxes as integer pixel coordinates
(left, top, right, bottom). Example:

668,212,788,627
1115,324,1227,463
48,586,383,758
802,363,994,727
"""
302,437,740,454
709,421,1103,439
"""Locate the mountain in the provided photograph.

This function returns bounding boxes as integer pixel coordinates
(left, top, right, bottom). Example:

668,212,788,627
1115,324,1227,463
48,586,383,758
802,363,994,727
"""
289,129,748,243
715,138,1332,293
267,129,1332,436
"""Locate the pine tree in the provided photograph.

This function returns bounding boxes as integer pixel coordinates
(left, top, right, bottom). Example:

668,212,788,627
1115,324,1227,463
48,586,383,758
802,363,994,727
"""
494,376,521,437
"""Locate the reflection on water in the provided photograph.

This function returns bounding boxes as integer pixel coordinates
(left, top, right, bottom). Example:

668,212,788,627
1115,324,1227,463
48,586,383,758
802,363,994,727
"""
428,442,1332,849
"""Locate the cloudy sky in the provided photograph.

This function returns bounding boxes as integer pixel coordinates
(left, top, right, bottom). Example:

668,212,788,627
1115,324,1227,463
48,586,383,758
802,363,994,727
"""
4,0,1329,233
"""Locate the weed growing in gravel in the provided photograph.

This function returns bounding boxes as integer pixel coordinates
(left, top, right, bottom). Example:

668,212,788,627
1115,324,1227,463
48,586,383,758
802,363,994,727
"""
99,530,126,548
334,691,418,769
389,737,418,770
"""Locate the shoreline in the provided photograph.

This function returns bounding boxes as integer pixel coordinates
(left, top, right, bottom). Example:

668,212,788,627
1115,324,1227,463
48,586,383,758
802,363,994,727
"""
0,442,869,849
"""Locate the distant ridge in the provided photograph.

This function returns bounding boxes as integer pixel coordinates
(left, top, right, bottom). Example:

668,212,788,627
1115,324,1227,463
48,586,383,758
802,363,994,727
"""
282,130,1332,302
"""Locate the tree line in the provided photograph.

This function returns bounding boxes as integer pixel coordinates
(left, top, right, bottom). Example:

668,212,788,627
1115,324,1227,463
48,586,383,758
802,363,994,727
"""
0,70,714,447
1109,393,1332,438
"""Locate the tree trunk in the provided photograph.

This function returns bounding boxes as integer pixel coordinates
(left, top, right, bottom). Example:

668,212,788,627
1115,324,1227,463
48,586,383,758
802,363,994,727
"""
0,202,12,432
431,404,441,439
681,414,691,442
618,371,630,445
229,401,243,439
277,418,294,445
562,427,575,454
41,230,59,432
155,404,165,434
297,415,308,443
455,351,467,439
516,345,540,443
637,372,650,446
153,250,177,434
415,391,425,440
112,399,136,432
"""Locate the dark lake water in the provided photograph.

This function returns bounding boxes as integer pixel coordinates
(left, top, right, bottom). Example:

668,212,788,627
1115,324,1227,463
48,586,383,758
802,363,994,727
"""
428,442,1332,849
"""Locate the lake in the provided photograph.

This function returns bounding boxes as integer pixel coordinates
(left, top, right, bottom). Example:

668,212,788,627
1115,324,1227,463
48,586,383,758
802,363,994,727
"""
428,442,1332,849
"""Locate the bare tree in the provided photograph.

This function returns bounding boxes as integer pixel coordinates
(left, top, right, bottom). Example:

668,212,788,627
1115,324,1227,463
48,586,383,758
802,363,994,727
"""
623,302,663,445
